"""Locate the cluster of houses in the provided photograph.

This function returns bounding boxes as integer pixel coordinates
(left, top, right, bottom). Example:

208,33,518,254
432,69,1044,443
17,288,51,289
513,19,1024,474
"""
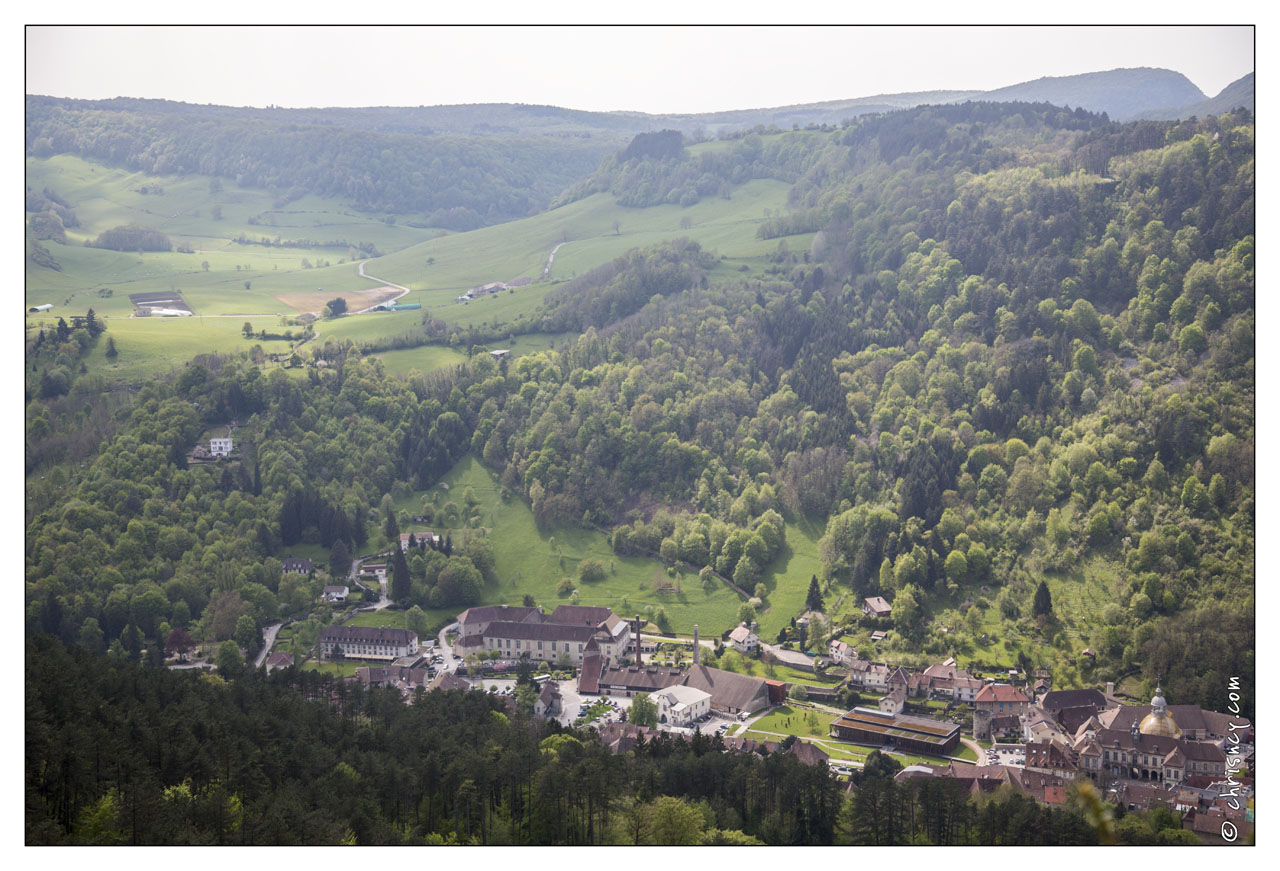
891,683,1252,842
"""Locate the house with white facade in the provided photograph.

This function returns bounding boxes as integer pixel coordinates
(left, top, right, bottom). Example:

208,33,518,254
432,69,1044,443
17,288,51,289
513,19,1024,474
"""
727,622,759,654
322,585,349,603
653,684,712,727
210,437,233,458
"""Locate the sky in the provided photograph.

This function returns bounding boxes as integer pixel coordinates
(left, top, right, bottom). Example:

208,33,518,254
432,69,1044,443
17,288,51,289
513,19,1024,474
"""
25,23,1254,115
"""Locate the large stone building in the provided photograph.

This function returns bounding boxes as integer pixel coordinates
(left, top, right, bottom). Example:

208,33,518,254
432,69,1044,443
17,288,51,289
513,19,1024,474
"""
319,625,418,661
1072,687,1229,787
455,604,632,667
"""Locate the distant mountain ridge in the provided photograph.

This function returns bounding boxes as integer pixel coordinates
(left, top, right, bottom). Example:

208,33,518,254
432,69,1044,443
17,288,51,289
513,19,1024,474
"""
1130,72,1254,121
972,67,1206,120
26,66,1247,147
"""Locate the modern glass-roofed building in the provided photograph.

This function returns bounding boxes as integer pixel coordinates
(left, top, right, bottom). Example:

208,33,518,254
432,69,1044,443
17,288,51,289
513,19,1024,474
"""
830,706,961,756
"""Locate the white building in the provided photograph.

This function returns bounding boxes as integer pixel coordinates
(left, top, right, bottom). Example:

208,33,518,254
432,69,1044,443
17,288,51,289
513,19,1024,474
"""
727,622,759,654
319,626,418,661
653,684,712,727
322,585,349,603
210,437,233,457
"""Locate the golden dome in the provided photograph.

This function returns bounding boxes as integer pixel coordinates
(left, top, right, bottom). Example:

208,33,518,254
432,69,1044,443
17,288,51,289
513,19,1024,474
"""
1139,684,1182,738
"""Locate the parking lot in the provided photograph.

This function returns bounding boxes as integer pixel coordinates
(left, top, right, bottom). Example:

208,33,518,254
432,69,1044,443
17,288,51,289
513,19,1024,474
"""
984,743,1026,767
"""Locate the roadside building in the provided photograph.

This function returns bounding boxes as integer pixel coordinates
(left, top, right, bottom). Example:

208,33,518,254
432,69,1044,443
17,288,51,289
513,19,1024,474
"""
727,622,759,654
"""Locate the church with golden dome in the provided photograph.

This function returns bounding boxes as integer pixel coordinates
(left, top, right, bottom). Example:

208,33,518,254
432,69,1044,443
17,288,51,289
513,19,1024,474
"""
1071,685,1229,786
1137,685,1183,738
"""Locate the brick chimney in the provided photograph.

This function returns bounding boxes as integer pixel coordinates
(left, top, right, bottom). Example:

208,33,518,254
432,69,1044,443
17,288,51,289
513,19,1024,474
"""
693,624,700,665
634,615,642,665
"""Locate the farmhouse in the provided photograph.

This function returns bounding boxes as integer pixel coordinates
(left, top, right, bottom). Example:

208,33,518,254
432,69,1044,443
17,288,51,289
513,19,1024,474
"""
322,585,349,603
727,622,759,654
829,706,962,756
319,626,418,661
400,531,441,550
210,437,233,457
863,596,892,619
281,558,315,575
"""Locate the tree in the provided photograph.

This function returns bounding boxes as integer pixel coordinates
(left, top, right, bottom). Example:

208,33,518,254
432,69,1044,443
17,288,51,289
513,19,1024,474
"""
611,219,621,236
630,692,658,728
1033,580,1053,619
806,574,824,612
165,626,194,662
329,539,352,578
78,617,105,654
643,796,706,845
406,605,429,638
216,640,243,677
790,684,809,702
242,321,253,339
391,547,411,603
244,280,251,290
211,204,222,220
121,623,142,662
104,336,117,359
234,615,259,654
327,297,348,317
578,558,607,584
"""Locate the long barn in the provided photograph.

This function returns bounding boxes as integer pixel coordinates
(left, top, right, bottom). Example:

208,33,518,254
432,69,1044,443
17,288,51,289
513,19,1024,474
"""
829,706,961,756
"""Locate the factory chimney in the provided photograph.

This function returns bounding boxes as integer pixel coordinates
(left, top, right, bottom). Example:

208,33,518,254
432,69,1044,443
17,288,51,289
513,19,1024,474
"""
634,614,643,665
693,624,700,665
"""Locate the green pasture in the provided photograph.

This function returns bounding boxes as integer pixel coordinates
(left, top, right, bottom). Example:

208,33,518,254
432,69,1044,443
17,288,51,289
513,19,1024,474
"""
27,154,434,253
753,516,826,638
368,344,468,378
26,314,297,383
366,331,576,378
392,454,747,635
358,178,800,327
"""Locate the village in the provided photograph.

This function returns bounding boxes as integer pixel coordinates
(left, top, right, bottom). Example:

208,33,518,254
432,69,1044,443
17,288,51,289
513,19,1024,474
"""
167,433,1254,845
257,585,1252,845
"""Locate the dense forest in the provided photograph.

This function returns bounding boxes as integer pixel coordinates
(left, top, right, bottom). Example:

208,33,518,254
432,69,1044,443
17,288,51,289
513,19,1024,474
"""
27,635,1145,845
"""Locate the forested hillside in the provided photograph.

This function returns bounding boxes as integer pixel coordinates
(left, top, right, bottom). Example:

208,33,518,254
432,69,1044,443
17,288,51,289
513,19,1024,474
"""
26,96,1255,847
25,96,608,229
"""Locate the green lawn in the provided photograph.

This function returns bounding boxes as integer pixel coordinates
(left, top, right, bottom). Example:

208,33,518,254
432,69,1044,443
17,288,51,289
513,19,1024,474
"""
300,660,363,678
395,454,747,635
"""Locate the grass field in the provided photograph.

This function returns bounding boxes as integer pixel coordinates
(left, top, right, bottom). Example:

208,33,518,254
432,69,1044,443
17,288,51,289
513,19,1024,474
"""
26,154,438,320
393,454,747,635
353,177,802,327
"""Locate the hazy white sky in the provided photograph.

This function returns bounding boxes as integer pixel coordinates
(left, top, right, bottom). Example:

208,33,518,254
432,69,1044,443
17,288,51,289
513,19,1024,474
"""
26,24,1253,114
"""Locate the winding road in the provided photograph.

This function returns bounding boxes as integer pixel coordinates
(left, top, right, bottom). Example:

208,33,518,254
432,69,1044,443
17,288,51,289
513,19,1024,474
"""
352,260,412,313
